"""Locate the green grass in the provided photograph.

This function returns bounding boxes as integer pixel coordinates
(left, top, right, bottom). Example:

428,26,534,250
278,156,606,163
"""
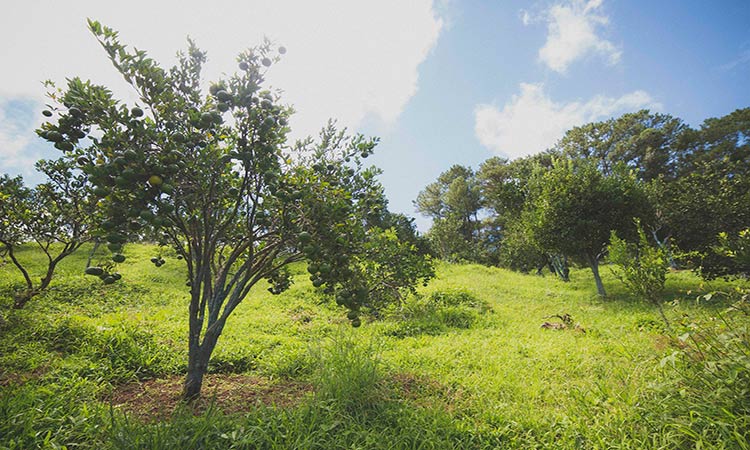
0,243,747,449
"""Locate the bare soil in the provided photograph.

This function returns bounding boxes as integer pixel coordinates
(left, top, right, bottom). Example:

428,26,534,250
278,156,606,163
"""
105,374,313,421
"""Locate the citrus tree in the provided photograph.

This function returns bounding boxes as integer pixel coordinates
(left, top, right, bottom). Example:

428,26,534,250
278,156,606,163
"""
40,20,432,399
0,159,96,308
526,159,650,296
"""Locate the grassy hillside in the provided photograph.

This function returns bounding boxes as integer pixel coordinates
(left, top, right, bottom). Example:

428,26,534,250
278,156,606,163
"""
1,244,747,449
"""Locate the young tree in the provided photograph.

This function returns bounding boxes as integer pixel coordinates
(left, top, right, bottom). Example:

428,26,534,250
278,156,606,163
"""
41,21,430,399
608,220,672,329
526,159,650,296
0,159,95,308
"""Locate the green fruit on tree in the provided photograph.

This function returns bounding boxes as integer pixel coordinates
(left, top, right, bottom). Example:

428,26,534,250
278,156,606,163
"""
261,57,272,67
139,210,155,221
131,107,144,117
103,276,116,285
112,254,126,263
72,129,87,139
148,175,163,186
346,310,358,320
106,233,126,244
54,141,74,151
351,318,361,328
239,61,249,71
47,131,63,142
217,102,229,112
200,111,214,124
107,242,122,252
42,110,53,117
216,90,232,102
85,267,104,276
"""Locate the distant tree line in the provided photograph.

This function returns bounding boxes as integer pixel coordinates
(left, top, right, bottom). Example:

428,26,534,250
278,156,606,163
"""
415,108,750,295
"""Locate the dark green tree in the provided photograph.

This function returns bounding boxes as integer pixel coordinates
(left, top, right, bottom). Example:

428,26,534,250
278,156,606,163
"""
526,159,650,296
659,108,750,277
557,109,688,181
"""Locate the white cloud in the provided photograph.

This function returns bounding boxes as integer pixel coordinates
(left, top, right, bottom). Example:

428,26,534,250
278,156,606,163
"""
537,0,621,73
0,1,443,174
474,83,660,159
520,9,532,26
0,99,46,179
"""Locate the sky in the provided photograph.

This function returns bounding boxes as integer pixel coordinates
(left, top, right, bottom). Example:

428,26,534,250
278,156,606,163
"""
1,0,749,231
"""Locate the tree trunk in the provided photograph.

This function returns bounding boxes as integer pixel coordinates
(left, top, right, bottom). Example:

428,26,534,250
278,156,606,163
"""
653,299,673,333
183,347,211,400
183,322,224,401
86,241,100,268
549,255,570,282
12,290,36,309
651,231,677,269
587,254,607,297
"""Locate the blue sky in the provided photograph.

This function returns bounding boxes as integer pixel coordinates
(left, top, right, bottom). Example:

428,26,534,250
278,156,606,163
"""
1,1,749,230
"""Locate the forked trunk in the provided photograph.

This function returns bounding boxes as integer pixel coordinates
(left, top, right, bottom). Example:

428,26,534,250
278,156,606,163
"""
12,289,36,309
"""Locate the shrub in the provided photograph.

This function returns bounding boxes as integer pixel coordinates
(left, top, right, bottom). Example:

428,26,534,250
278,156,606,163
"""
608,220,672,329
657,288,750,447
311,333,384,417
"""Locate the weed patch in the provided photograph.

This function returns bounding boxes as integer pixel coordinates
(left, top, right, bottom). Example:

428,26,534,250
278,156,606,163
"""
382,288,491,337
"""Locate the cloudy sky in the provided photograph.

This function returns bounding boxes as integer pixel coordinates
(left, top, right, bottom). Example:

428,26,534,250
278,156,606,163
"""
1,1,749,230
